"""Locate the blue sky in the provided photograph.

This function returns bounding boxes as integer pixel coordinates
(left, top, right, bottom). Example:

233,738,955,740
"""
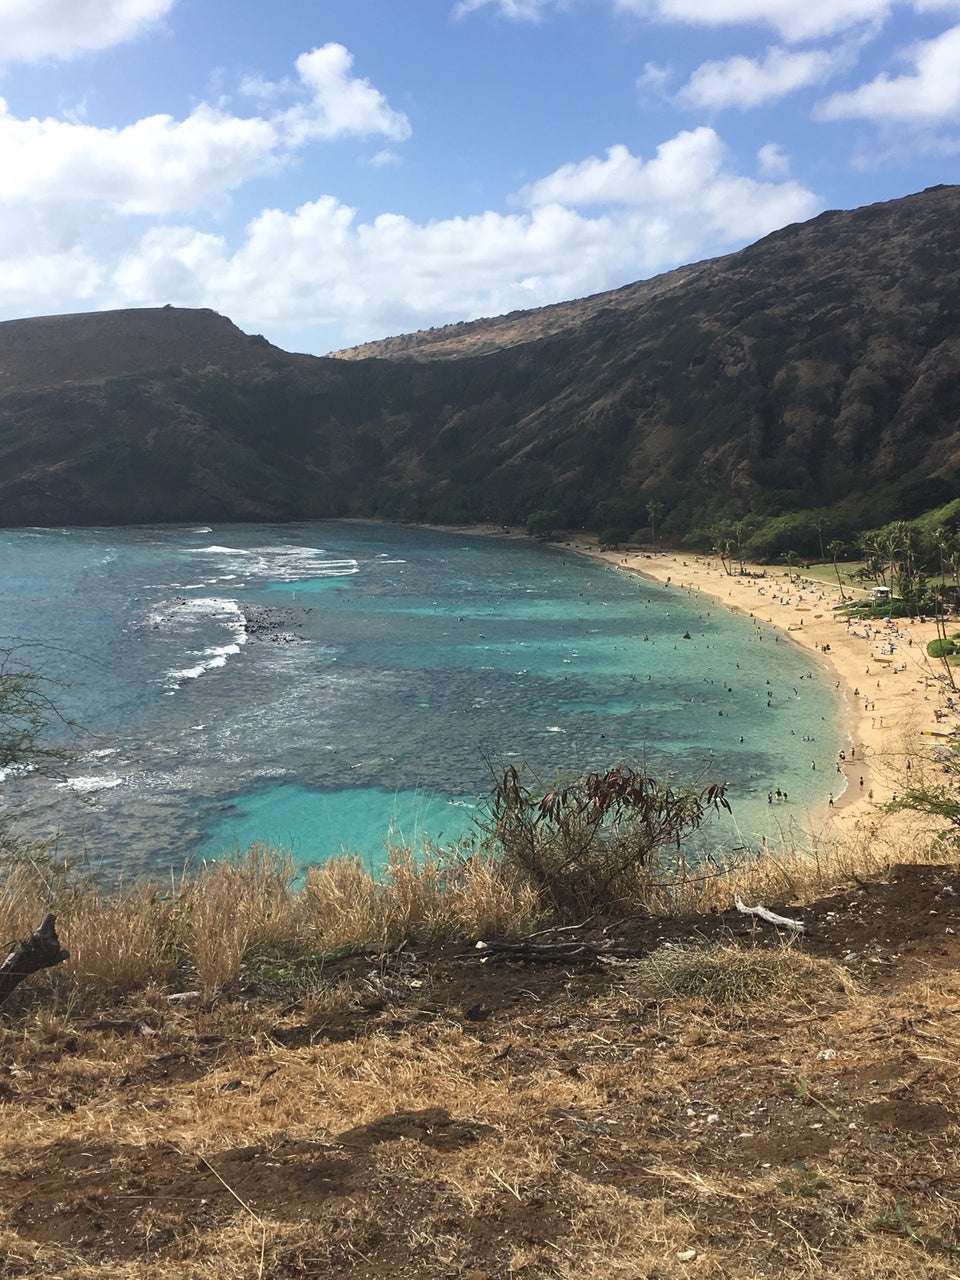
1,1,958,354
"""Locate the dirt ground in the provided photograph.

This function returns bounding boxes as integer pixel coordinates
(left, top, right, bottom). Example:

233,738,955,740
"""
2,862,960,1278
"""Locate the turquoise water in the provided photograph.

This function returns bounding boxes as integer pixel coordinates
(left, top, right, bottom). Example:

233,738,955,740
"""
0,521,844,877
194,785,478,867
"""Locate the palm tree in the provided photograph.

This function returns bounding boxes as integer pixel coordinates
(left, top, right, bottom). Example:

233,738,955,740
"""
929,582,957,691
859,531,887,587
646,501,664,547
827,540,848,601
782,550,802,583
733,521,747,575
715,538,734,576
884,521,910,590
933,527,960,595
812,515,828,562
887,523,924,612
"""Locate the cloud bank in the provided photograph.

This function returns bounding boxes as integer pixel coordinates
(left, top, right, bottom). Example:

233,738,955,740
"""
1,0,956,350
0,0,177,65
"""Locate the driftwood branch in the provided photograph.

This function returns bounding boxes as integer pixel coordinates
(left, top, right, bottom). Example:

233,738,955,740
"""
0,913,69,1006
734,895,806,934
460,939,644,966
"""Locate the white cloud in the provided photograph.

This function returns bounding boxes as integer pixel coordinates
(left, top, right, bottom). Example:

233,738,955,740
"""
238,73,289,106
678,44,853,109
817,22,960,121
99,129,819,348
0,98,280,215
452,0,554,18
109,225,231,306
518,128,815,218
0,0,176,65
280,45,411,144
0,41,416,322
757,141,791,174
637,61,674,97
367,148,403,168
613,0,891,41
0,46,409,223
0,245,102,310
240,46,411,146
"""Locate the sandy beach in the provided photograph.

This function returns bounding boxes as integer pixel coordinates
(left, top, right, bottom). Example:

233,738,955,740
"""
442,522,956,847
568,541,959,839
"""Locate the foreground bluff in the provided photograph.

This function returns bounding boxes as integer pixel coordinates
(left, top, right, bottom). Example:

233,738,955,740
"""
0,185,958,534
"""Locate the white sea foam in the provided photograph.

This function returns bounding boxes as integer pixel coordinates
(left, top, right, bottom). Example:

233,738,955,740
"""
168,640,242,682
58,775,125,794
135,596,249,690
0,762,35,783
188,543,359,583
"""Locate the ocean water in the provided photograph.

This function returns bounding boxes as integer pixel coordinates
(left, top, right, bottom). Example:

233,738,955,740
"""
0,521,844,878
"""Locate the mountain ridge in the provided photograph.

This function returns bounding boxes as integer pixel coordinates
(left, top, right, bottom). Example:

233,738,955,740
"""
326,257,719,362
0,184,957,548
0,306,304,392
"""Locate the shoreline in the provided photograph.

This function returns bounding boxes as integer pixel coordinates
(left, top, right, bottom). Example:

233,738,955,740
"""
569,539,957,840
422,521,956,850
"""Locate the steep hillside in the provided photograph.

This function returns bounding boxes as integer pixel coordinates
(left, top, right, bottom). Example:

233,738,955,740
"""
0,186,958,539
0,306,300,391
327,259,713,362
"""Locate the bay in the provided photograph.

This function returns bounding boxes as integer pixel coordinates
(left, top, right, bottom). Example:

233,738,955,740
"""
0,521,843,878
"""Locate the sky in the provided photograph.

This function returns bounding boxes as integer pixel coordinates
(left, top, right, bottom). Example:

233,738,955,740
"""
1,1,958,355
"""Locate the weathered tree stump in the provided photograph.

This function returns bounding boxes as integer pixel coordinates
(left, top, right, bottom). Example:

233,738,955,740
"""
0,913,69,1006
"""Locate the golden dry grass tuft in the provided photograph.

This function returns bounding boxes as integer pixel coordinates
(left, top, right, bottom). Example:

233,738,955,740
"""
176,847,304,998
301,846,540,949
3,842,542,1006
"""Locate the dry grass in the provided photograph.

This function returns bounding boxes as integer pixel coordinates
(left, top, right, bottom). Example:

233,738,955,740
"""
626,939,856,1011
1,791,956,1008
176,848,304,998
301,846,540,949
639,805,955,918
0,844,540,1005
2,800,960,1277
3,934,959,1279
